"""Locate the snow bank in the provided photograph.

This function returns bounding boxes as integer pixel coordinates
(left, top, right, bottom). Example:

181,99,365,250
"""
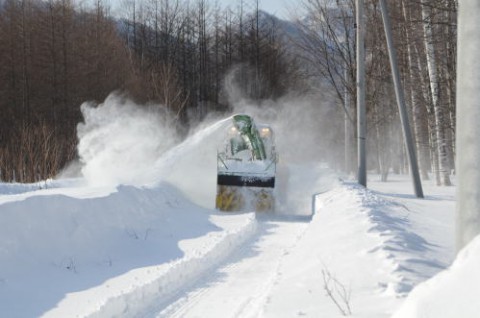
262,181,448,317
0,180,52,195
392,234,480,318
317,182,444,296
0,180,256,318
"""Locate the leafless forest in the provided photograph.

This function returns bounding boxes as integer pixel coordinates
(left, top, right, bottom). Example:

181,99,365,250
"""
0,0,457,185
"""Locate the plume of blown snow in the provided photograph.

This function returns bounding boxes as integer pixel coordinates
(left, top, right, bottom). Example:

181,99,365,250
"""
77,93,179,187
75,92,232,208
152,116,232,208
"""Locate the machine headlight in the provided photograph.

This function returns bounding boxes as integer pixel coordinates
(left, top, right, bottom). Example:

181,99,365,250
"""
260,128,271,137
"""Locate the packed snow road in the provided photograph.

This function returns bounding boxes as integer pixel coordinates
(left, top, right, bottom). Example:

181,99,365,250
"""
127,164,335,317
142,219,309,318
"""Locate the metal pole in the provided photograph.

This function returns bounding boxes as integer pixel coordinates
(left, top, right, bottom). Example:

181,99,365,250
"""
356,0,367,187
345,63,352,175
379,0,424,198
456,0,480,251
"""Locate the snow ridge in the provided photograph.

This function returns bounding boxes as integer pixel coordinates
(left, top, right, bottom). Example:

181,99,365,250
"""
335,182,445,295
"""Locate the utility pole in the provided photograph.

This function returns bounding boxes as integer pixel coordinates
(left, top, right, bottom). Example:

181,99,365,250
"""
456,0,480,251
344,65,353,175
379,0,424,198
356,0,366,187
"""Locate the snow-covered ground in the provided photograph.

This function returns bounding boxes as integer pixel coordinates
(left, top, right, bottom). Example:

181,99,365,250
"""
0,170,461,317
0,101,472,317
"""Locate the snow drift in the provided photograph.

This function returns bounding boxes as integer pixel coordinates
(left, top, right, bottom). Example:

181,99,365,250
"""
392,234,480,318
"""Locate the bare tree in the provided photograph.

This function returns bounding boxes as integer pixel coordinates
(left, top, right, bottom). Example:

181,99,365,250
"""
420,0,452,186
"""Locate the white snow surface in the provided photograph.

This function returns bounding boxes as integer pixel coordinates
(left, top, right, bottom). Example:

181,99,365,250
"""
0,109,465,317
392,234,480,318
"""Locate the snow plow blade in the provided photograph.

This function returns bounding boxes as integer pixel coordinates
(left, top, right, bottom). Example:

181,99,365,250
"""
216,114,276,212
217,174,275,188
216,175,275,212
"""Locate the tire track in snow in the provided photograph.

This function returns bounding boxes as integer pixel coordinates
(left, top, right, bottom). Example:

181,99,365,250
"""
83,214,257,318
156,244,254,318
154,241,255,318
150,219,309,318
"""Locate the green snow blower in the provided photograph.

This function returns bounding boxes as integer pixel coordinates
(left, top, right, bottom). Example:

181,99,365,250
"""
216,114,277,212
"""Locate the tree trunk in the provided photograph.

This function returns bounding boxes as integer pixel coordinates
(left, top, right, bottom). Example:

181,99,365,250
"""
403,1,430,180
421,0,451,186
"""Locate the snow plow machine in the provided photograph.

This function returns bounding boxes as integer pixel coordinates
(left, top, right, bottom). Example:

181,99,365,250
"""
216,114,277,212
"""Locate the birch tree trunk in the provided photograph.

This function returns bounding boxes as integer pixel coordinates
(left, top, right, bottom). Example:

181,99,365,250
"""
403,1,430,180
421,0,452,186
413,41,440,183
442,3,457,173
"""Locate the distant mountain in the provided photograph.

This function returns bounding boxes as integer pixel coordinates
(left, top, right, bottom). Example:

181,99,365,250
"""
256,10,302,40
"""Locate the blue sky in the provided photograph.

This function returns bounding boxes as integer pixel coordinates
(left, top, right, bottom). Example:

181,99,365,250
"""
106,0,298,20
